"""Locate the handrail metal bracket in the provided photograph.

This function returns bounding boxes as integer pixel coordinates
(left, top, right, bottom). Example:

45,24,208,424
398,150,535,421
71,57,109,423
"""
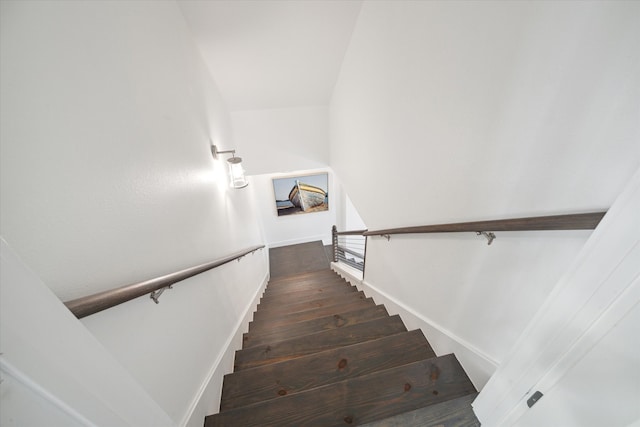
150,285,172,304
237,247,261,262
476,231,496,245
381,234,391,241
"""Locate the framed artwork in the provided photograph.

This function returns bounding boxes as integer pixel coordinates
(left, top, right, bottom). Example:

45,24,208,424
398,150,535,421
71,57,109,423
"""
272,173,329,216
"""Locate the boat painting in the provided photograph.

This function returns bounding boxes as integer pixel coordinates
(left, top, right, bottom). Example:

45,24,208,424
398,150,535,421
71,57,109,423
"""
289,181,326,211
273,173,329,216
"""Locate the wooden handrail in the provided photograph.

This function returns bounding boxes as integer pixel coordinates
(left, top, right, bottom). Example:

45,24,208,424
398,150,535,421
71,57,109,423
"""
336,229,368,236
64,245,265,319
363,212,606,237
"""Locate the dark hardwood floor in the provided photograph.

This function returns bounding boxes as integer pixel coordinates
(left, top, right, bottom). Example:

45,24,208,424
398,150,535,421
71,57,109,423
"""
268,240,330,279
205,242,480,426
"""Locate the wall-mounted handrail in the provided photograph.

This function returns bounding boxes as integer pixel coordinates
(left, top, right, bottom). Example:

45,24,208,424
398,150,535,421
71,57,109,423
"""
331,212,606,281
363,212,606,237
336,229,368,236
64,245,265,319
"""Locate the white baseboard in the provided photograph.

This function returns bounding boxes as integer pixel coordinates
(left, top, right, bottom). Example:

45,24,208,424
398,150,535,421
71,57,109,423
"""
182,272,269,427
331,262,499,391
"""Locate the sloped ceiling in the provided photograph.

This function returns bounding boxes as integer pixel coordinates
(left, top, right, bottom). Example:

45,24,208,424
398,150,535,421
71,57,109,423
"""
178,0,362,111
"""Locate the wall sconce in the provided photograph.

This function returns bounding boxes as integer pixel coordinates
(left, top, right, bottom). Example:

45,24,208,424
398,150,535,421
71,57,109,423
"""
211,145,248,189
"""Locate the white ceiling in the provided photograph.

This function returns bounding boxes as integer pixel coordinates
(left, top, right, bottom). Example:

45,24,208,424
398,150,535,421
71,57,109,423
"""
178,0,362,111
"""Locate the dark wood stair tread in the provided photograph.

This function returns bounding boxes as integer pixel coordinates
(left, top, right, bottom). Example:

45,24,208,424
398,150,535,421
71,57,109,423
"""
243,305,389,349
222,329,436,411
249,297,376,331
259,283,358,305
265,274,345,288
206,353,476,427
254,291,368,319
263,278,349,296
266,269,339,286
361,393,480,427
234,315,407,371
209,263,479,426
269,267,336,279
266,270,343,284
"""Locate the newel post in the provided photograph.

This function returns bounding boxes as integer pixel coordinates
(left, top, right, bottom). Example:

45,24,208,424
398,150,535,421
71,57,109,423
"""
362,235,368,280
332,225,338,262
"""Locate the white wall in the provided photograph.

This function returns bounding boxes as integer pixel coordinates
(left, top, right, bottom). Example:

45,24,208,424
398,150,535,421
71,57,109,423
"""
332,1,639,227
330,0,640,389
1,1,267,424
250,169,336,247
232,106,336,246
231,106,329,176
334,177,366,232
475,168,640,426
1,239,174,427
0,369,84,427
517,300,640,427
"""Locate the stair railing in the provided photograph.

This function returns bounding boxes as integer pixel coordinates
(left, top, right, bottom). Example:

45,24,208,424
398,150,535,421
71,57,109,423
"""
64,245,265,319
332,225,368,275
332,211,606,276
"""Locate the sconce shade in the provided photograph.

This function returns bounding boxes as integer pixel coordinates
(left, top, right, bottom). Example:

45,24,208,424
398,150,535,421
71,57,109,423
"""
227,157,248,189
211,144,248,189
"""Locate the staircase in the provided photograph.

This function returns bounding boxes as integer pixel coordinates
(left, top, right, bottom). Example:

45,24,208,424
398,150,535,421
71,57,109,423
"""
205,268,479,426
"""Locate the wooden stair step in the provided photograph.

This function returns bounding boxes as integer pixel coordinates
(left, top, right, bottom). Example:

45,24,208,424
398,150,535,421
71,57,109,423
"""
269,268,336,280
360,392,480,427
222,329,436,411
259,289,359,312
205,353,476,427
262,282,348,298
243,305,389,349
266,270,339,287
267,269,342,283
263,278,348,296
254,291,368,319
259,283,358,306
234,315,407,371
249,297,376,331
266,274,344,288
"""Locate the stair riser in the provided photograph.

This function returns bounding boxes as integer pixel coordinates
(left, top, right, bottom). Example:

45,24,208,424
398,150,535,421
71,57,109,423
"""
243,305,389,349
254,292,367,318
222,330,436,411
266,271,341,287
259,285,358,306
262,279,348,296
248,298,376,331
234,315,407,371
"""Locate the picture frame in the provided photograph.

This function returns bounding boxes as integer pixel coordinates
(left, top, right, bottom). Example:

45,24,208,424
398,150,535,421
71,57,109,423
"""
272,173,329,216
